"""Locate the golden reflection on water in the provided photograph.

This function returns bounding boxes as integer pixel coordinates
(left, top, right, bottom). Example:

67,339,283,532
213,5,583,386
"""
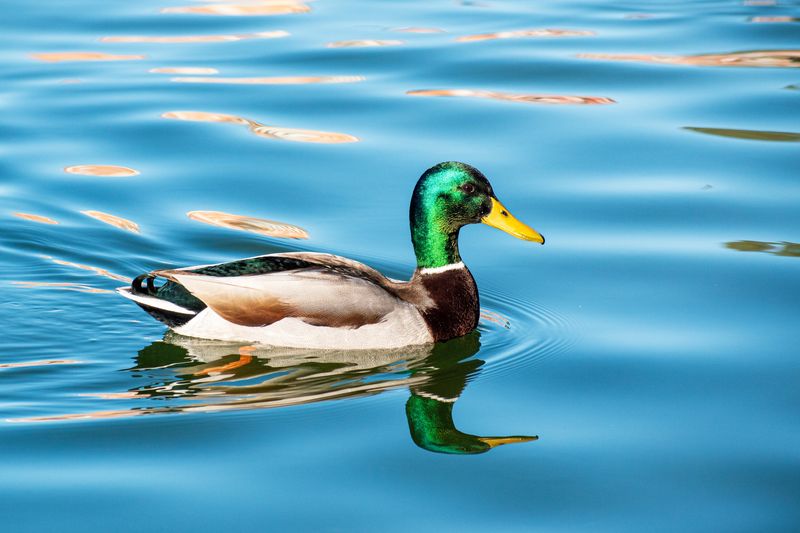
13,213,59,225
327,40,404,48
80,210,141,234
456,28,595,42
101,30,289,43
187,210,309,239
407,89,615,105
725,241,800,257
150,67,219,74
162,110,359,143
64,165,140,177
161,2,310,16
11,281,113,294
44,255,130,283
0,358,82,369
684,127,800,142
171,75,364,84
579,50,800,68
31,52,146,62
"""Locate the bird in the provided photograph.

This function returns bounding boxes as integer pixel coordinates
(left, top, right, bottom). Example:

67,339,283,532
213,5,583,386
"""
118,161,544,349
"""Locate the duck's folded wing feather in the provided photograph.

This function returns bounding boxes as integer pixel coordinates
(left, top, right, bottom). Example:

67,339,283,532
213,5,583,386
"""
154,259,404,328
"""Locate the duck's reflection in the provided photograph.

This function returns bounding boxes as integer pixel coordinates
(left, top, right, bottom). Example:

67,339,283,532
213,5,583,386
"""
126,332,536,454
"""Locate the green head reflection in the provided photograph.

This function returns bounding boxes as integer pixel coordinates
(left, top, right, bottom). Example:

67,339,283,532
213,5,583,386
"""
405,334,538,454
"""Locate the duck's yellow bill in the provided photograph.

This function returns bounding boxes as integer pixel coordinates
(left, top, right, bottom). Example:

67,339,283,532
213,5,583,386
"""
481,197,545,244
477,435,539,448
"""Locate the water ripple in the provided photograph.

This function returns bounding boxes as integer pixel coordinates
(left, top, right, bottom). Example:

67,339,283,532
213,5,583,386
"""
477,286,577,379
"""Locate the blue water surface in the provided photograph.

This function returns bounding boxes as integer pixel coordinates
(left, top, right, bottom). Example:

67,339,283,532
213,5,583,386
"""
1,0,799,531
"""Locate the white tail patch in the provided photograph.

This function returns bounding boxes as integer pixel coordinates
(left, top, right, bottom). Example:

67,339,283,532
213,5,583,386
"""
117,287,196,315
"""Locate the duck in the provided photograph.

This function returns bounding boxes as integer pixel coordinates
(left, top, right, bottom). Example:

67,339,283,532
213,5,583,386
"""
118,161,544,349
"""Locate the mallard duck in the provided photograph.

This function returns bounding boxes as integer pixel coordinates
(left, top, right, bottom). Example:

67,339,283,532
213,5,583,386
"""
118,161,544,349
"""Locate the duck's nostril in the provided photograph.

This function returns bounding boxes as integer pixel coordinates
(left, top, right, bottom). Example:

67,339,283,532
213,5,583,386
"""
501,210,508,217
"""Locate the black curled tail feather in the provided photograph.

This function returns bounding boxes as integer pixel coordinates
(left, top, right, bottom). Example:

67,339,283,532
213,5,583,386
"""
127,273,205,328
132,273,157,295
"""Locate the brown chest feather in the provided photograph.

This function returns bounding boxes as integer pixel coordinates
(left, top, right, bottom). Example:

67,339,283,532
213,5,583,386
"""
415,268,480,342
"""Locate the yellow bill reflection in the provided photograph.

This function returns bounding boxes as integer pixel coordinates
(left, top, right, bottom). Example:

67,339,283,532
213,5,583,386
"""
407,89,615,105
80,211,141,234
456,28,595,42
162,110,359,144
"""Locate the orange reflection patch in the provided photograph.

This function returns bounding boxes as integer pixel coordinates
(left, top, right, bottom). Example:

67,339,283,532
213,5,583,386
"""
81,211,140,234
31,52,145,62
101,30,289,43
187,210,309,239
64,165,140,177
327,40,404,48
162,110,359,143
456,28,594,42
407,89,615,105
578,50,800,68
171,75,363,84
162,2,310,16
13,213,59,225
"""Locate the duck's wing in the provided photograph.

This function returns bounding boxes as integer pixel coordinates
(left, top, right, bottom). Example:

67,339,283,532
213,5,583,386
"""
126,252,409,329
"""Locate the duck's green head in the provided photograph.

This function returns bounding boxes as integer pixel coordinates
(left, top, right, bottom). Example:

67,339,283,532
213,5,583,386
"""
410,161,544,269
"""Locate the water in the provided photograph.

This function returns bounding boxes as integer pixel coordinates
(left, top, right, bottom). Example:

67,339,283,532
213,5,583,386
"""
1,0,799,530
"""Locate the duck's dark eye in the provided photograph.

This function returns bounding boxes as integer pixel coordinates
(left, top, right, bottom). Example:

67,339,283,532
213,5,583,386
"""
460,183,476,195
